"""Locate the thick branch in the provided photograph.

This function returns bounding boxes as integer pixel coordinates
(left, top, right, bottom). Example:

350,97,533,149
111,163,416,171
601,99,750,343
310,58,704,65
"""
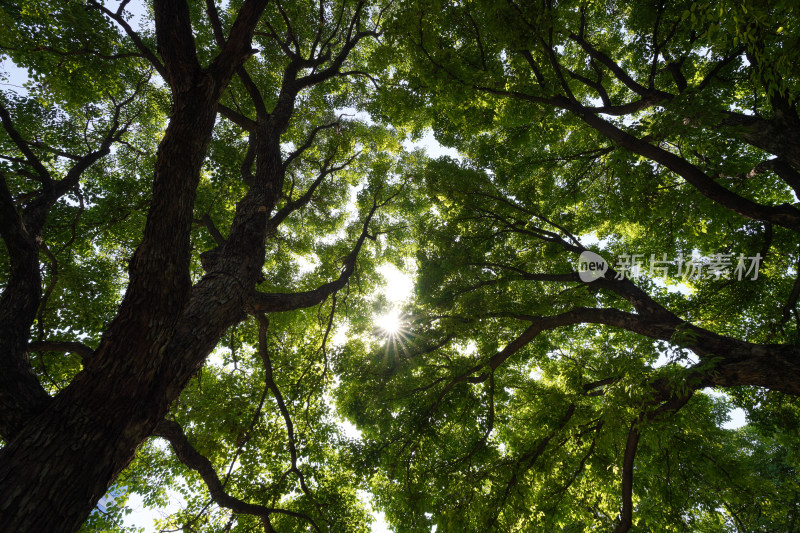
206,0,271,94
254,315,321,513
440,305,800,395
0,174,50,440
0,103,52,185
27,341,94,361
487,402,578,527
87,0,167,79
569,32,670,100
217,104,257,131
282,120,345,169
198,214,227,246
454,210,799,393
751,157,800,198
571,105,800,233
154,419,320,531
269,3,378,132
0,90,133,440
614,420,641,533
153,0,202,91
613,389,693,533
268,150,360,234
723,111,800,172
246,198,380,313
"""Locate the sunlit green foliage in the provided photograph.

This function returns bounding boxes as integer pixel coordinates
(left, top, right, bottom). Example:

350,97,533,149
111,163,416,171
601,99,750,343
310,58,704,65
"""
2,0,799,531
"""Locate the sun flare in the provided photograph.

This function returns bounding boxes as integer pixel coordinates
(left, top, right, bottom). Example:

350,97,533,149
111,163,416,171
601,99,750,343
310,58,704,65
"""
375,309,403,336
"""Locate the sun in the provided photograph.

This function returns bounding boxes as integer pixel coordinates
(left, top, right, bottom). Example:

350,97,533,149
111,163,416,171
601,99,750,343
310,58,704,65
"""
375,309,403,336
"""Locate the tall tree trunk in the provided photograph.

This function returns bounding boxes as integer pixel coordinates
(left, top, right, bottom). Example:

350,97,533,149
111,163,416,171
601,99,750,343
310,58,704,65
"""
0,85,277,533
0,0,274,526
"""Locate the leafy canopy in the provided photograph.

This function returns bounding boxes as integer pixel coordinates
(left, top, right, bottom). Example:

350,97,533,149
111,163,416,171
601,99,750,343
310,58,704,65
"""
1,0,799,532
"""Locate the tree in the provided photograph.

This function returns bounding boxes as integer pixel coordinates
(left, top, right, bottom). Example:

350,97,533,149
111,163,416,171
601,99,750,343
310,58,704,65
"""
0,0,403,530
333,0,800,531
1,0,799,532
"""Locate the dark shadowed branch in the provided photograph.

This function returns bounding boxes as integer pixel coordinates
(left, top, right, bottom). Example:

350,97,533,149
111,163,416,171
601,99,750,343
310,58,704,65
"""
254,314,325,518
27,341,94,362
246,192,385,313
154,419,321,532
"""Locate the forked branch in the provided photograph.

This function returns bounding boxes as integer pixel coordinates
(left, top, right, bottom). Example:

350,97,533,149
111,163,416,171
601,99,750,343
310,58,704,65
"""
154,419,321,532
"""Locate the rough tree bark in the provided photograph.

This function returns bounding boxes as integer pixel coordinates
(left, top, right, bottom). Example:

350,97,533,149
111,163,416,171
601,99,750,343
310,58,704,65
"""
0,0,381,527
0,1,275,530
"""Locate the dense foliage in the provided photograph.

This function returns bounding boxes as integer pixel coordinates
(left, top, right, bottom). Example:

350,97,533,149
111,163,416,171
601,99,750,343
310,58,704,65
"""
1,0,799,532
